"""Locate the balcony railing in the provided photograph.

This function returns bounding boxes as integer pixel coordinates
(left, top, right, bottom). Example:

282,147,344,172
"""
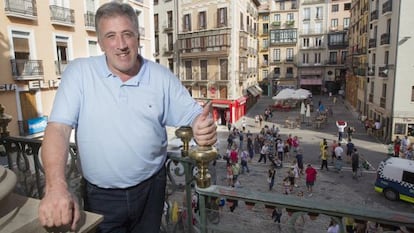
370,10,378,21
379,66,388,77
10,59,44,80
380,33,390,45
2,132,414,233
50,5,75,26
380,97,386,108
4,0,37,20
84,11,95,30
271,21,281,27
55,60,69,75
382,0,392,14
369,38,377,48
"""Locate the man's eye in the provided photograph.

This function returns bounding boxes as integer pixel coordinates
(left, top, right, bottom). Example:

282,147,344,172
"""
123,32,134,38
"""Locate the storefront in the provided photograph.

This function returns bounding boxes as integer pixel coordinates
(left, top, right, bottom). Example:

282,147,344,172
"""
211,96,248,126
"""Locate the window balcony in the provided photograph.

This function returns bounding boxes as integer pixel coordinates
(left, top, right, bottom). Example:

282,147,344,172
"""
10,59,44,80
84,11,95,31
285,20,295,27
370,10,378,21
380,33,390,45
50,5,75,27
271,21,281,27
369,38,377,48
380,97,386,108
4,0,37,20
382,0,392,15
379,66,388,77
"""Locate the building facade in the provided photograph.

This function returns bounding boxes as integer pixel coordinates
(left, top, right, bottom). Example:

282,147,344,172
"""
165,0,262,125
0,0,153,136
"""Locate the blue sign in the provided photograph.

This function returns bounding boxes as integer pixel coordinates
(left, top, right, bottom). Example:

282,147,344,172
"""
27,116,48,135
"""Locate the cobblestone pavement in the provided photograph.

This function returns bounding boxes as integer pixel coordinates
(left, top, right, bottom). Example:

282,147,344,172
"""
166,94,412,233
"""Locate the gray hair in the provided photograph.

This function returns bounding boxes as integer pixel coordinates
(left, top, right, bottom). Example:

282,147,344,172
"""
95,2,139,39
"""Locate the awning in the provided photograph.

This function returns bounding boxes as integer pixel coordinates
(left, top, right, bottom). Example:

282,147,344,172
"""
300,79,322,85
255,85,263,93
247,86,261,97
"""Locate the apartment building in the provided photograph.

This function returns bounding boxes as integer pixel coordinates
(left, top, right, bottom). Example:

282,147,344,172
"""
325,0,350,95
163,0,261,125
257,1,270,95
153,0,176,71
297,0,329,94
365,0,414,142
347,0,368,115
266,0,299,96
0,0,153,136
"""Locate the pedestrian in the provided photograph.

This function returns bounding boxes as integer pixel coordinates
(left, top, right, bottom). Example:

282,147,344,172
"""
351,148,360,179
346,139,355,163
336,120,347,142
37,2,217,232
394,136,401,157
305,164,317,196
247,135,254,161
295,148,304,174
226,162,233,186
327,219,340,233
334,143,344,172
320,145,329,171
231,162,241,187
258,142,269,164
288,167,296,192
272,207,283,227
330,140,338,164
240,149,250,174
268,165,276,191
283,177,291,195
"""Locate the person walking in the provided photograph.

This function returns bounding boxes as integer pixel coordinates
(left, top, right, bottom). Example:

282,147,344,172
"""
334,143,344,172
336,120,347,143
268,165,276,191
305,164,317,197
240,149,250,174
37,2,217,232
351,148,360,179
320,145,329,171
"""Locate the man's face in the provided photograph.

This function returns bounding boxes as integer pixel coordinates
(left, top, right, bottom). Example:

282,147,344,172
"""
98,15,140,79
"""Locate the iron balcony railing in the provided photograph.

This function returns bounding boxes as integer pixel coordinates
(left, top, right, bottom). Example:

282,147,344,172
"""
4,0,37,19
10,59,44,80
1,130,414,232
50,5,75,26
84,11,95,30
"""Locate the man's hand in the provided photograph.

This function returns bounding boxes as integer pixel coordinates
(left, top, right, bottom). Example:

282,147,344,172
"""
192,101,217,146
38,187,80,231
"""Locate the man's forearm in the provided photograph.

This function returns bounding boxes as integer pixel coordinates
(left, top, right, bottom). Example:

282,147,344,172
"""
41,123,72,193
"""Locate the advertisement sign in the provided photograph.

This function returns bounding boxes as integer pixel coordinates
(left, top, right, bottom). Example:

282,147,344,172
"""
27,116,48,135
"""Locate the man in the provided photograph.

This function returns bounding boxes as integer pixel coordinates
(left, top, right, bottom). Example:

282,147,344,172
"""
305,164,317,197
336,120,347,142
334,143,344,171
351,148,360,179
38,2,217,233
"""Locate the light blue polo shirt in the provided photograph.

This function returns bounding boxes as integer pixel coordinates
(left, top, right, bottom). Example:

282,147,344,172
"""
49,55,202,188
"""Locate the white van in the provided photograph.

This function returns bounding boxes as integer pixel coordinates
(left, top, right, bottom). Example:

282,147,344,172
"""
374,157,414,204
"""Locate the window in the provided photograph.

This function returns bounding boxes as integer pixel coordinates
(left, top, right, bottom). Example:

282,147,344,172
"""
341,51,347,63
154,0,158,5
287,13,294,21
343,18,350,29
167,33,173,51
263,23,268,34
315,37,322,47
303,38,309,47
302,53,309,64
200,60,208,80
263,15,269,21
412,86,414,102
409,124,414,137
314,53,321,64
279,2,285,10
154,14,159,31
273,49,281,61
286,67,293,76
88,40,99,56
286,48,294,61
303,8,310,20
329,52,337,63
240,12,244,30
263,39,269,48
263,70,268,79
344,3,351,10
315,22,322,33
316,7,323,19
402,171,414,184
394,123,406,135
331,19,338,28
270,29,297,44
184,14,191,31
274,14,281,22
199,11,206,29
384,51,389,65
185,61,192,80
220,59,228,80
332,4,339,12
168,59,174,72
167,11,173,28
217,7,227,27
382,84,387,98
329,34,344,45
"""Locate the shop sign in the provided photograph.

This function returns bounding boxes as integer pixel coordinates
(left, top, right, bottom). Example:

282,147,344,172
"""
0,80,60,92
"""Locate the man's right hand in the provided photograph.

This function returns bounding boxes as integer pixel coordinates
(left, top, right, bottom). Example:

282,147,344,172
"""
38,187,80,231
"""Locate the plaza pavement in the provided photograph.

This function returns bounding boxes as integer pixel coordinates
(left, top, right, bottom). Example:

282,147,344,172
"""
167,94,401,232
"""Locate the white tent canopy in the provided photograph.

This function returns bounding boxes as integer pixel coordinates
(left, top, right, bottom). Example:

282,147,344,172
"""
272,88,311,100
